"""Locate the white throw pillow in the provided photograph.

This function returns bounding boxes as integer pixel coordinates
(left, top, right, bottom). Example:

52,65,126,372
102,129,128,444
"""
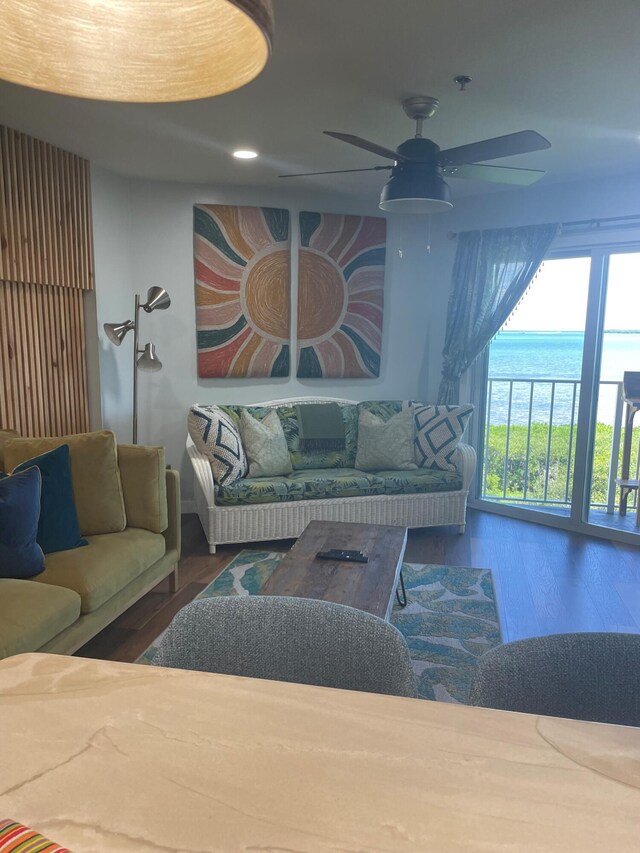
240,409,293,478
414,404,474,471
188,405,247,485
355,407,417,471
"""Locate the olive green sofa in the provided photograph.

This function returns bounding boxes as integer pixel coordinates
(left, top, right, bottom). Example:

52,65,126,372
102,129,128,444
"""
0,430,181,660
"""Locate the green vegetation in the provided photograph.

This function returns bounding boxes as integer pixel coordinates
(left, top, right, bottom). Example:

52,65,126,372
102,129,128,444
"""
484,422,640,506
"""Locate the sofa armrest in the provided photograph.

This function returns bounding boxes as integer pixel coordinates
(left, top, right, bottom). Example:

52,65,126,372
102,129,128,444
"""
163,468,181,558
187,434,216,508
454,442,476,493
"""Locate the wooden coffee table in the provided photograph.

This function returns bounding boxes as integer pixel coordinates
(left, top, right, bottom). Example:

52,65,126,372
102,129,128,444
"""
260,520,408,621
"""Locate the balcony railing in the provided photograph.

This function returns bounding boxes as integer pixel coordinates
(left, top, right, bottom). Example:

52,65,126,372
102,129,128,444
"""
481,378,639,512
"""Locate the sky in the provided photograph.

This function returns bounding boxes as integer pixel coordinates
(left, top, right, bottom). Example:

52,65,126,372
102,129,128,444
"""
503,252,640,332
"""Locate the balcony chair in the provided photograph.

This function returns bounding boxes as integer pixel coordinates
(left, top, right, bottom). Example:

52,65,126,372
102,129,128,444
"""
151,595,417,698
469,632,640,726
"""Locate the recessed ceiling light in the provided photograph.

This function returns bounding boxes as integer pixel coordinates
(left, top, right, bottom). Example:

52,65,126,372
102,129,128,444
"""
233,149,259,160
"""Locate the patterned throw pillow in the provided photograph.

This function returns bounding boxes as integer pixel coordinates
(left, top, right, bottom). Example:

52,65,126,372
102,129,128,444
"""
355,408,417,471
0,819,70,852
188,405,247,485
414,404,474,471
240,409,293,478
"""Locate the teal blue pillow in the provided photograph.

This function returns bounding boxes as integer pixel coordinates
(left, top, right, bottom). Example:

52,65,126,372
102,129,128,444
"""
0,466,45,577
14,444,87,555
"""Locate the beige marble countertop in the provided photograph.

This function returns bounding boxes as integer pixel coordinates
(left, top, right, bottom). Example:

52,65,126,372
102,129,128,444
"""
0,653,639,852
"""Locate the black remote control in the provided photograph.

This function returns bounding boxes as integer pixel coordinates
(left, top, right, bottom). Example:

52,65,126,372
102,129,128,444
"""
316,549,368,563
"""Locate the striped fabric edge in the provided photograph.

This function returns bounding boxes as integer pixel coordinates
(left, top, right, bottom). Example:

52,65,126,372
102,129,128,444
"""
0,819,70,852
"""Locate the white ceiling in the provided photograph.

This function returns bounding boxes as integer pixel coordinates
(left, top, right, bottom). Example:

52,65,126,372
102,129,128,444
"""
1,0,639,205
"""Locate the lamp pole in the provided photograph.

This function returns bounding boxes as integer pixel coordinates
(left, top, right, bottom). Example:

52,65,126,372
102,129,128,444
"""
104,286,170,446
132,294,140,444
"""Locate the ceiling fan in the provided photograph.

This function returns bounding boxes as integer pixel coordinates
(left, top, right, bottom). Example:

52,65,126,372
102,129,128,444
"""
279,96,551,213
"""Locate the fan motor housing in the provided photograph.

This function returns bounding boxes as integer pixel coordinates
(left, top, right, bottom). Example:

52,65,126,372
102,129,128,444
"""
396,137,440,163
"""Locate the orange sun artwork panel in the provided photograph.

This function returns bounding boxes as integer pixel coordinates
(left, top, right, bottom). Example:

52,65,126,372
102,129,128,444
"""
297,211,386,378
194,204,291,377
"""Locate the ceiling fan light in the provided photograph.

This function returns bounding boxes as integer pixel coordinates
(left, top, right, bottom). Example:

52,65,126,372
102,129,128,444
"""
379,171,453,214
0,0,274,102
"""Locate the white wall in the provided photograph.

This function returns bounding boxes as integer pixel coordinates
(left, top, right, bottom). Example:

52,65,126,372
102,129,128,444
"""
92,167,135,443
91,166,640,506
91,169,441,504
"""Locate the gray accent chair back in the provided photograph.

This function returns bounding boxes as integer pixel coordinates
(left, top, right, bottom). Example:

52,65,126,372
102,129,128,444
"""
151,596,417,698
469,632,640,727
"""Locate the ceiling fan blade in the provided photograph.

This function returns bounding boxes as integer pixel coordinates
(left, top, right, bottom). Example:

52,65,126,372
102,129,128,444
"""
443,163,546,186
323,131,407,162
440,130,551,166
279,165,392,178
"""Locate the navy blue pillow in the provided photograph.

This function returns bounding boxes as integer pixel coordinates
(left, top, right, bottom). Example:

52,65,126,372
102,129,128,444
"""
14,444,87,555
0,466,45,578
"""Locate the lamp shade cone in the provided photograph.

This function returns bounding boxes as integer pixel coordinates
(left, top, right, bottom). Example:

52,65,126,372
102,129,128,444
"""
0,0,274,103
137,343,163,372
379,167,453,214
143,287,171,313
104,320,134,345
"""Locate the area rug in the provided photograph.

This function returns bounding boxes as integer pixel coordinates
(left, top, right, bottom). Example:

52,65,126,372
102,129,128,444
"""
138,551,501,704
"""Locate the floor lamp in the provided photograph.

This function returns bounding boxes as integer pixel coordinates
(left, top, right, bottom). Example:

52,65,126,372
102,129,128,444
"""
104,287,171,444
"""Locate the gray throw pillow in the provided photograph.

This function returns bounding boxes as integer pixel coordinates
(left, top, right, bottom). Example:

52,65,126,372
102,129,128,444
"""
355,407,417,471
240,409,293,478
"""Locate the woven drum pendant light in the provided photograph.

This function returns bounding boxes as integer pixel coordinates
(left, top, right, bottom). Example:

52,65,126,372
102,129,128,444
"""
0,0,274,102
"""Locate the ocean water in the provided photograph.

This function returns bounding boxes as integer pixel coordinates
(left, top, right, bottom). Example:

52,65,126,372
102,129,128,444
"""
487,331,640,425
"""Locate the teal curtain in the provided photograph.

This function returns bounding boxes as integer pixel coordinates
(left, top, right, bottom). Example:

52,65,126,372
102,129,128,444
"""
437,223,558,404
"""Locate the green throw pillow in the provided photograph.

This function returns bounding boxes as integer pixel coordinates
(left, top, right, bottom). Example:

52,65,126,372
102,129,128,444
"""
355,407,417,471
240,409,293,478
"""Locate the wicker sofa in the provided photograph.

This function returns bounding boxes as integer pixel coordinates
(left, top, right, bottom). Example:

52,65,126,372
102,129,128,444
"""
188,396,476,554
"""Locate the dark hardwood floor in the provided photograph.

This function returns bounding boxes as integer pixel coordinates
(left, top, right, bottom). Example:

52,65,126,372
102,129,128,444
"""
76,509,640,662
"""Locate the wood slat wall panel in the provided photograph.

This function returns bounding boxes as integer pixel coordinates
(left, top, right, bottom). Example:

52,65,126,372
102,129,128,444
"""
0,282,89,436
0,126,93,437
0,125,93,291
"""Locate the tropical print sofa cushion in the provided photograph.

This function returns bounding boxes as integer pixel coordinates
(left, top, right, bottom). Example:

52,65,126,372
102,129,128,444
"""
216,476,304,506
198,401,472,492
277,403,358,469
375,468,463,495
216,405,272,427
214,466,462,506
288,468,383,499
413,404,474,471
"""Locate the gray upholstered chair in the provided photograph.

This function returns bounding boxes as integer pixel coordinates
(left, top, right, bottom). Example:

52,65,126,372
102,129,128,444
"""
151,595,417,698
469,632,640,726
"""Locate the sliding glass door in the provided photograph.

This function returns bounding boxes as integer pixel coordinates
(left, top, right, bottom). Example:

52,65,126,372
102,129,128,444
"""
480,255,591,518
586,252,640,534
475,245,640,543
